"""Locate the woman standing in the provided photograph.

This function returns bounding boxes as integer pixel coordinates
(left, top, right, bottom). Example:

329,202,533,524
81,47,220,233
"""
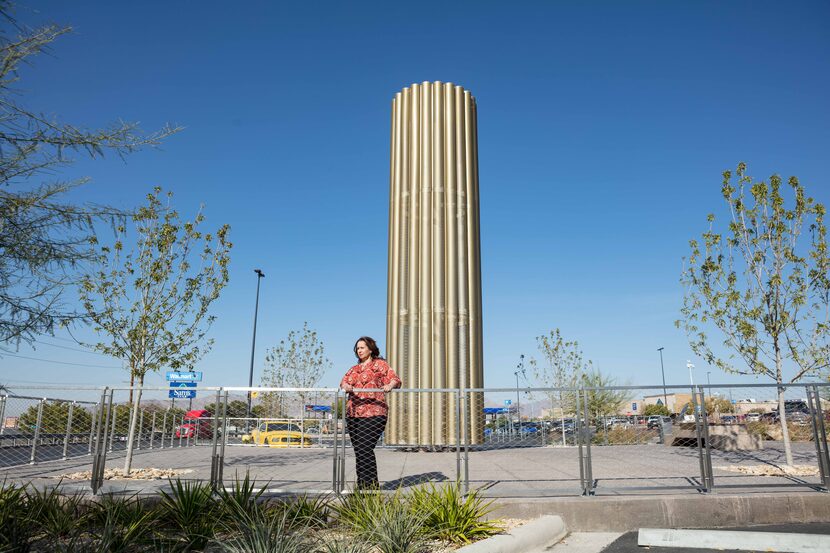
340,336,401,489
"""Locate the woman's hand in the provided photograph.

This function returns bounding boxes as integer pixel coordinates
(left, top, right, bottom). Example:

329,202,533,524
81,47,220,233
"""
342,383,354,393
382,383,395,393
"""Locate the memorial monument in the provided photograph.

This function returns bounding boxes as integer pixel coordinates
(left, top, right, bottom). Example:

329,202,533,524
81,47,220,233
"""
385,82,484,446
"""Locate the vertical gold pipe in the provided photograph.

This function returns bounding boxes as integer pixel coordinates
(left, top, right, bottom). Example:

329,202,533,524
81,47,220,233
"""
387,93,402,443
432,83,446,445
418,82,433,446
407,84,420,443
464,92,484,443
454,86,470,442
444,84,459,444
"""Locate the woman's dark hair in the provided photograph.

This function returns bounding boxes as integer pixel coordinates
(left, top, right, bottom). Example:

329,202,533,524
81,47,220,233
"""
354,336,383,360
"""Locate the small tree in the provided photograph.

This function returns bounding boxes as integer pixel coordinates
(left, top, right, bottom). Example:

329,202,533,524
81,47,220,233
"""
79,188,231,473
679,163,829,466
643,404,670,416
581,369,632,421
260,322,331,418
705,397,735,414
529,329,588,418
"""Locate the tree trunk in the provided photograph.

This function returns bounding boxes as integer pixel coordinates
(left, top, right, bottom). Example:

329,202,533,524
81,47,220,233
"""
777,384,794,467
123,373,144,474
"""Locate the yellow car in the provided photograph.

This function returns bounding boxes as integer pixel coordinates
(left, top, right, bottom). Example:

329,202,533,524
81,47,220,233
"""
241,421,312,448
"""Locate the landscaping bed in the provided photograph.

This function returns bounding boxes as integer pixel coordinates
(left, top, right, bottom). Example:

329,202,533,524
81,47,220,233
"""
0,475,506,552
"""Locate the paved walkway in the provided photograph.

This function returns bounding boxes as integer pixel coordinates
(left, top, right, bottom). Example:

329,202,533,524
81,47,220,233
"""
0,440,823,497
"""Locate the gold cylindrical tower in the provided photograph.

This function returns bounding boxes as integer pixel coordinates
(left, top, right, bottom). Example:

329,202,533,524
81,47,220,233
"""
386,82,484,446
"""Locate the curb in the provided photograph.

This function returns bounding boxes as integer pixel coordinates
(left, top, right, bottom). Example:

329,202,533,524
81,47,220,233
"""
456,515,567,553
488,492,830,532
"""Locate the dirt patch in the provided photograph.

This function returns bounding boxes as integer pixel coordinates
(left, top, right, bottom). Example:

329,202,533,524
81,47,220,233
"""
714,464,819,477
55,467,194,480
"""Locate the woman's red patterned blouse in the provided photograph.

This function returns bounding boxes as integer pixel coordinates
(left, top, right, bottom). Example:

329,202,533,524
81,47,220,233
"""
340,358,401,418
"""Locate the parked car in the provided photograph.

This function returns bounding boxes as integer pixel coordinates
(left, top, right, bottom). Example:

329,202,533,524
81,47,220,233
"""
241,421,312,447
744,412,763,422
175,409,213,439
646,416,672,429
604,417,631,429
518,422,542,435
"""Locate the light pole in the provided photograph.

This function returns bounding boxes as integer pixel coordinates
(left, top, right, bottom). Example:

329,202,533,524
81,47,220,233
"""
706,371,711,397
247,269,265,424
686,360,695,387
657,347,668,411
514,354,525,433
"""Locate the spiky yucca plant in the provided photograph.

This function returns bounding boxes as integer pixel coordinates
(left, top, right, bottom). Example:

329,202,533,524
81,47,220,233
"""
25,485,85,540
409,482,501,544
0,481,33,552
159,478,218,550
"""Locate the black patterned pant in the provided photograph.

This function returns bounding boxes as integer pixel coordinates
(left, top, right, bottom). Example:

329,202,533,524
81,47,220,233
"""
347,416,387,487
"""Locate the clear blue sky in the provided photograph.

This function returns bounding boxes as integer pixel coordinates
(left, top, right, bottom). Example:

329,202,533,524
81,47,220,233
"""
2,0,828,394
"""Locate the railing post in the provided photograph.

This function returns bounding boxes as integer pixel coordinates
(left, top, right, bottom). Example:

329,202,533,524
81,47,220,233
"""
108,403,117,453
87,403,97,455
136,409,144,451
91,388,112,494
807,385,830,490
455,388,462,484
29,398,45,464
160,409,168,450
149,411,156,450
692,386,713,492
62,402,75,460
209,389,222,490
462,387,470,494
0,395,7,435
582,388,594,495
217,390,229,488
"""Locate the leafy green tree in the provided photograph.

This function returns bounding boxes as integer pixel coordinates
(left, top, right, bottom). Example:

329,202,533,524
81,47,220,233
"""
260,322,331,418
78,188,231,473
705,396,735,414
0,3,179,352
643,404,670,416
203,399,249,419
18,401,92,434
529,329,588,418
679,163,829,466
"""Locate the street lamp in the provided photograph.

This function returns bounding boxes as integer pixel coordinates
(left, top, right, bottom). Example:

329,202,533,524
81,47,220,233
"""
686,360,695,387
706,371,711,397
247,269,265,423
514,354,525,433
657,347,668,411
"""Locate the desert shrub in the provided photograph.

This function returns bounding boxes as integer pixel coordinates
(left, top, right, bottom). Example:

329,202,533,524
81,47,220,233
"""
409,482,501,544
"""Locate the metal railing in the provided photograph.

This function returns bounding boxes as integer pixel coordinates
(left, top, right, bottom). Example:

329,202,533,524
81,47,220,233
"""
1,382,827,496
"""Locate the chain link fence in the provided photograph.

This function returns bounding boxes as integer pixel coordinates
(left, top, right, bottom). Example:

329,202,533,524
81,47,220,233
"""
2,383,828,497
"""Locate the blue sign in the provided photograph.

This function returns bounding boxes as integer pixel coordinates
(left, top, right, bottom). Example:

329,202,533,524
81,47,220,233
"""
166,371,202,382
305,404,331,412
504,399,512,406
169,390,197,399
632,402,638,411
169,382,196,388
